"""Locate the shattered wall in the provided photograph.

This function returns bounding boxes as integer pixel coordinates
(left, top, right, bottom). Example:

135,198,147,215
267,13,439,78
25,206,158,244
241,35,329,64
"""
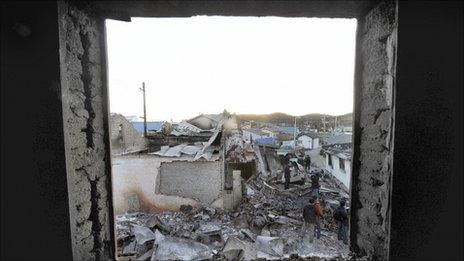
350,1,397,259
110,113,148,155
158,161,223,204
58,2,114,260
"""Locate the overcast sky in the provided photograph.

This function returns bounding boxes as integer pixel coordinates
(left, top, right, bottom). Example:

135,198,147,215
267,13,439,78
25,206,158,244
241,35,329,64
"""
106,17,357,122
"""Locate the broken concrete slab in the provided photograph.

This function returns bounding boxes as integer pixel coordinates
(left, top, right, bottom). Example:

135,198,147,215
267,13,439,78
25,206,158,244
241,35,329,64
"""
222,236,257,261
255,236,284,258
151,230,213,261
136,249,154,261
133,225,156,245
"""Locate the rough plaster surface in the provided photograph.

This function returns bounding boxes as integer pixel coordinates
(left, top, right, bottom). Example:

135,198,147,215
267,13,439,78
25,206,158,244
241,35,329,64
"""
351,1,397,259
58,2,114,259
222,170,243,210
112,155,200,214
159,161,223,204
110,113,148,155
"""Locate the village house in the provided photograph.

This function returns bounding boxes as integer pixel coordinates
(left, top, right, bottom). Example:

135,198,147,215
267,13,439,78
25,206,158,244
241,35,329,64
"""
277,133,296,148
324,144,352,190
297,132,320,150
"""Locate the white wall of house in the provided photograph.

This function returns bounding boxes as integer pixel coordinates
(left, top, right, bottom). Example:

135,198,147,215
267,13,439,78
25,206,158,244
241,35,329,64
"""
298,136,312,149
325,153,351,189
297,135,320,149
313,138,320,149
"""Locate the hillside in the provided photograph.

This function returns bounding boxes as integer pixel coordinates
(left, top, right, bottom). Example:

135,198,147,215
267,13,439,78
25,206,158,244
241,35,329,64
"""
236,112,353,130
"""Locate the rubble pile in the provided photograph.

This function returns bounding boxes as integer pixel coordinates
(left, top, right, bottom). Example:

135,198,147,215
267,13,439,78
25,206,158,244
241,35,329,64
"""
116,166,350,260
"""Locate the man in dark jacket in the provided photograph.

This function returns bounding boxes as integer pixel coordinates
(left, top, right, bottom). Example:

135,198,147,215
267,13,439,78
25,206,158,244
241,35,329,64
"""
284,163,291,189
333,199,348,244
304,155,311,172
310,172,321,198
302,197,323,243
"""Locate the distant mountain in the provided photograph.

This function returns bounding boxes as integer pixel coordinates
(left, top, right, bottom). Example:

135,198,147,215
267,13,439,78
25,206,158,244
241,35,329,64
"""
236,112,352,130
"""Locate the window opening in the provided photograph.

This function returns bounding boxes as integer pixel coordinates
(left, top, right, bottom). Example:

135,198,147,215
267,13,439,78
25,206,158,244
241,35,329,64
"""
105,16,356,259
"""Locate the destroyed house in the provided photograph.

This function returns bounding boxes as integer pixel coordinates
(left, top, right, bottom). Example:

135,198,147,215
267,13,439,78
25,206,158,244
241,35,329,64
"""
324,144,352,190
187,113,223,130
154,117,244,210
110,113,148,155
2,1,462,260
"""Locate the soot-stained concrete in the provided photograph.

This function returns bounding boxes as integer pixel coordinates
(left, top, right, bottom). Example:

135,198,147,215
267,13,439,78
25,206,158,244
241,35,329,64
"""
158,161,224,205
350,1,397,259
58,1,114,259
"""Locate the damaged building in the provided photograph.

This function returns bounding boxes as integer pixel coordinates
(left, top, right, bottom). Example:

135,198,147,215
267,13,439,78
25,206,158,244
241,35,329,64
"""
324,144,352,190
153,114,245,211
110,113,149,155
1,1,462,261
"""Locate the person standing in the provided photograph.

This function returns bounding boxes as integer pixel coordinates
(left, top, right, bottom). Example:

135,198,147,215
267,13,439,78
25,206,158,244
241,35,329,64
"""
333,199,349,244
310,172,321,198
305,155,312,172
313,196,324,239
118,124,126,153
284,163,291,189
302,197,323,243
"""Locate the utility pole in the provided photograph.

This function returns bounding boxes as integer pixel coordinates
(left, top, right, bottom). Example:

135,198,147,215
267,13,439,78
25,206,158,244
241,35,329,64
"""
334,116,337,132
293,116,297,149
140,82,147,137
322,115,327,144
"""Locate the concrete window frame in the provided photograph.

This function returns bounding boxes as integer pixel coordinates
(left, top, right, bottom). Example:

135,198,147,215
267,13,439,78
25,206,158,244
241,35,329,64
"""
57,1,397,259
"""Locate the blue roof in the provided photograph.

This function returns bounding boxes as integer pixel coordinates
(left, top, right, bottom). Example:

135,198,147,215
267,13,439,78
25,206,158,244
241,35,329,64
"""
255,137,277,145
131,121,163,133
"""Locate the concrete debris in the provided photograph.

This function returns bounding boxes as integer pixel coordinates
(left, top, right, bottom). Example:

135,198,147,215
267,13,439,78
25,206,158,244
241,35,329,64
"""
137,249,154,261
256,236,284,257
133,225,156,245
222,236,257,260
151,230,213,261
150,144,203,157
216,249,244,261
116,164,350,260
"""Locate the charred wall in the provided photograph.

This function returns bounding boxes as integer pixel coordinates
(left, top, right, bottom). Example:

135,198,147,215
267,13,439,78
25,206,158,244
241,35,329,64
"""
350,1,397,259
158,161,223,204
58,2,114,260
390,1,463,260
0,2,73,259
2,1,462,260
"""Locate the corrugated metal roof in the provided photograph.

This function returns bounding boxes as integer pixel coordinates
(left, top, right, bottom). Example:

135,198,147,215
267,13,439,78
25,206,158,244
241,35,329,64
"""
131,121,163,133
255,137,277,145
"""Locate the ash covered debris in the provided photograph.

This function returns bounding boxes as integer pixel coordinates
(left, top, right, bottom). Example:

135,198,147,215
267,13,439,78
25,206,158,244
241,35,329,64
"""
116,166,350,260
115,111,351,260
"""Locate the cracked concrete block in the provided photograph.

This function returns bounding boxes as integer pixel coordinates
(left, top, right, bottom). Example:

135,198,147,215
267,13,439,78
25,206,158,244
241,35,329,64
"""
351,2,397,259
59,1,114,259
